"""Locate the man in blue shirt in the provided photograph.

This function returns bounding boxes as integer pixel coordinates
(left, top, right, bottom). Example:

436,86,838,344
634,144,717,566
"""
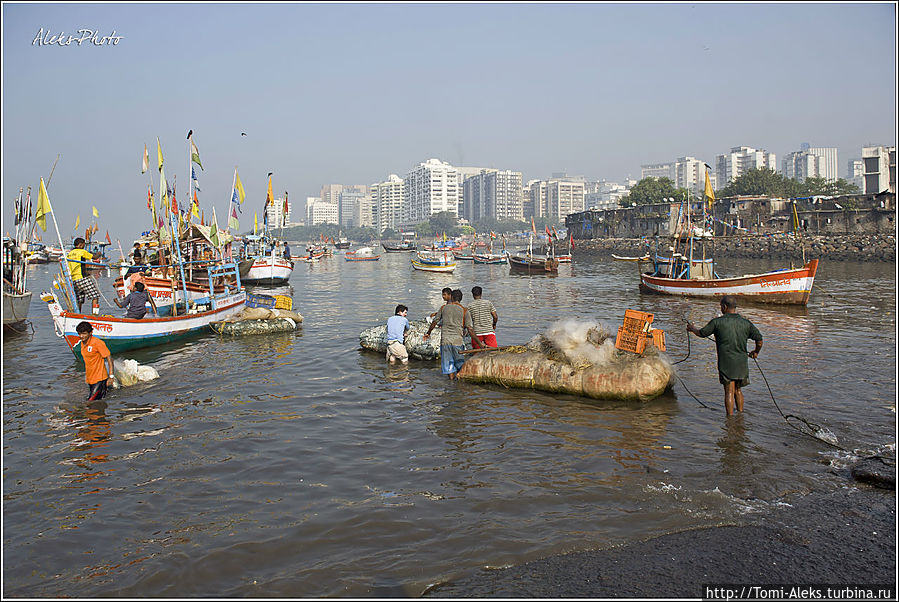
386,304,410,363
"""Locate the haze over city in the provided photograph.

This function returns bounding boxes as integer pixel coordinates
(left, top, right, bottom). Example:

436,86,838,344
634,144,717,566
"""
2,2,896,243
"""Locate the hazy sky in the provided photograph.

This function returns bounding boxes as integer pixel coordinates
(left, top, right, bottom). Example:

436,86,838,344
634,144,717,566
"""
2,2,896,243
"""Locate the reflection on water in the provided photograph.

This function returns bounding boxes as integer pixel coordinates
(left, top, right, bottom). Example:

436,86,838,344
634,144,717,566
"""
3,255,895,597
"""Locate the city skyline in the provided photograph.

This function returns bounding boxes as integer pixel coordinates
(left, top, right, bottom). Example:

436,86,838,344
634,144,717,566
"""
2,2,895,243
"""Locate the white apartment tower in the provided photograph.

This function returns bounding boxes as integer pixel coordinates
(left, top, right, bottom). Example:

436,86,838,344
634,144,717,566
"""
641,162,675,181
403,159,460,225
715,146,777,186
265,195,292,228
782,144,838,182
862,145,897,194
338,185,370,229
306,197,339,226
529,177,585,222
462,169,524,222
847,158,864,190
372,174,405,234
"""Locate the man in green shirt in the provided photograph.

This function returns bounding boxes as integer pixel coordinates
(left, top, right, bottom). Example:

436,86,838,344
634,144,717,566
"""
687,295,763,416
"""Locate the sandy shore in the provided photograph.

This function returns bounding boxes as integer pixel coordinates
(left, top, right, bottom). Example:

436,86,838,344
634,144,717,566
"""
424,486,895,598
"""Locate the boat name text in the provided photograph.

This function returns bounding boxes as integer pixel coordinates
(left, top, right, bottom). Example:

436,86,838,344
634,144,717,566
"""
33,28,123,47
760,278,793,288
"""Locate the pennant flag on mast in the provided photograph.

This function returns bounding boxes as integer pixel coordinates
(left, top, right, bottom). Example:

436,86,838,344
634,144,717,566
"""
157,138,164,171
283,192,289,225
234,169,246,204
105,230,111,245
531,216,537,236
265,172,273,207
74,215,80,231
569,233,575,249
187,129,203,170
254,211,258,235
35,177,52,232
92,206,99,218
192,190,200,219
210,207,220,247
704,164,715,209
142,144,149,174
229,201,239,231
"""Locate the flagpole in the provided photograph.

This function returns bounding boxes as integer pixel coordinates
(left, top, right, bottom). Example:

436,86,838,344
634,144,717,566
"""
40,177,79,311
227,168,237,235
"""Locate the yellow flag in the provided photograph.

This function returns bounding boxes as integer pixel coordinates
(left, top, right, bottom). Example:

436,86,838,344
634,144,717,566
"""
235,169,246,204
92,206,99,218
36,177,52,232
704,169,715,208
157,138,164,171
266,174,273,204
75,215,80,230
254,211,258,235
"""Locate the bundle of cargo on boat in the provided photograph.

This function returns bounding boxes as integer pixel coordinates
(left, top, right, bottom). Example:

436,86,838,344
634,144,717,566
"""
359,318,441,360
111,358,160,388
457,320,673,401
209,306,304,336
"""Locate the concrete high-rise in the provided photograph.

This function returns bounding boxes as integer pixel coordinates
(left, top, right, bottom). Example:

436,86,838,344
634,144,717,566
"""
372,174,405,234
306,197,339,225
715,146,777,186
862,145,897,194
462,169,523,222
403,158,460,226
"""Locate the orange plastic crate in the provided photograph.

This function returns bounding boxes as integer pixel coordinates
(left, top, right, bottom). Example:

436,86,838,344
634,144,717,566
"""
623,309,654,333
615,326,648,354
649,328,666,352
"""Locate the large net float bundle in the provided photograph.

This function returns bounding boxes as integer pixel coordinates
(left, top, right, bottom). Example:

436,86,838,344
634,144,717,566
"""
359,318,442,360
458,316,673,401
210,294,303,336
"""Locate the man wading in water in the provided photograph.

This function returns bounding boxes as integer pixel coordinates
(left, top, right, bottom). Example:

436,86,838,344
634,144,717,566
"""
424,289,476,380
687,295,763,416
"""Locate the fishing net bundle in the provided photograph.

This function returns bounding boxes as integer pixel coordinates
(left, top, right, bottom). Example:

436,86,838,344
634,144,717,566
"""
359,318,442,361
459,320,674,401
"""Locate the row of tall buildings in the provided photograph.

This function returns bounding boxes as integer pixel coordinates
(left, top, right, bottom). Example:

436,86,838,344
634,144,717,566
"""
268,144,894,234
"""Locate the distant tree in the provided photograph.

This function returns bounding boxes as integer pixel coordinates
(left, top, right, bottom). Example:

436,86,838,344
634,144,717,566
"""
619,177,689,206
717,168,802,198
428,211,461,237
380,228,397,240
802,177,860,197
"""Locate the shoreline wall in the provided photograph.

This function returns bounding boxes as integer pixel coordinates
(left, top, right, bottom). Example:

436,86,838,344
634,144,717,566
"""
572,233,895,262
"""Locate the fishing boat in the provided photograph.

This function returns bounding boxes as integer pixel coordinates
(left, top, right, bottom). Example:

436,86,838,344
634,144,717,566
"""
508,252,559,274
639,256,819,305
411,250,456,273
345,247,380,262
335,233,350,250
238,235,294,285
472,252,508,264
3,188,34,329
381,240,417,252
635,180,818,305
452,248,474,261
42,263,246,355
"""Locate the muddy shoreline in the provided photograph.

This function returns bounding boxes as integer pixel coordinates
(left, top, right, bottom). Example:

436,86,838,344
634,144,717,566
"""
425,486,896,598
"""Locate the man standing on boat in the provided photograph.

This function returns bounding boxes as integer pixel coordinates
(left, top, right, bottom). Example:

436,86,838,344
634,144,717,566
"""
67,237,102,313
687,295,763,416
424,289,475,380
468,286,498,348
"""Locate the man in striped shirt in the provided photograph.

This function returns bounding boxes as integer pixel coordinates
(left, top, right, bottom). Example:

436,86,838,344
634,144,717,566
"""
467,286,498,348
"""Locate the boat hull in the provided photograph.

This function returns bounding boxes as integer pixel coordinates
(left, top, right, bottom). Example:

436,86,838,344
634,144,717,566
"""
45,290,247,355
472,254,508,265
382,243,416,252
345,255,380,262
411,256,456,272
639,259,819,305
508,255,559,274
3,291,32,326
241,257,294,285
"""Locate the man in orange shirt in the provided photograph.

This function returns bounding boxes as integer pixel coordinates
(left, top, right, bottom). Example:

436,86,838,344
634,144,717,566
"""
76,321,114,400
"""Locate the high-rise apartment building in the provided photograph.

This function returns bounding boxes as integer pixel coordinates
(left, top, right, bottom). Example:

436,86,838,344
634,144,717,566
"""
862,145,897,194
847,158,864,190
403,159,460,225
715,146,777,186
462,169,523,222
524,179,546,218
642,157,714,194
585,179,633,210
372,174,405,234
641,162,675,181
306,197,339,225
782,144,838,182
265,195,292,228
338,185,370,229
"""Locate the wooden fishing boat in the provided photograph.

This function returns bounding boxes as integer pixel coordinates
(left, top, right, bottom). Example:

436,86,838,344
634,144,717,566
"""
43,263,246,355
239,234,294,285
382,240,416,252
508,252,559,274
452,249,474,261
345,247,380,262
472,252,508,265
639,257,819,305
4,189,35,328
411,250,456,273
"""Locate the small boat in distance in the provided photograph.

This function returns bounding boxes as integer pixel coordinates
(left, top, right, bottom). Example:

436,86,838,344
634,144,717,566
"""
411,250,456,273
345,247,380,262
473,253,507,264
382,240,417,252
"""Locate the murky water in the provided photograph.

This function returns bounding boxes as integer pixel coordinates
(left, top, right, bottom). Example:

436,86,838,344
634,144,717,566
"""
3,252,895,597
